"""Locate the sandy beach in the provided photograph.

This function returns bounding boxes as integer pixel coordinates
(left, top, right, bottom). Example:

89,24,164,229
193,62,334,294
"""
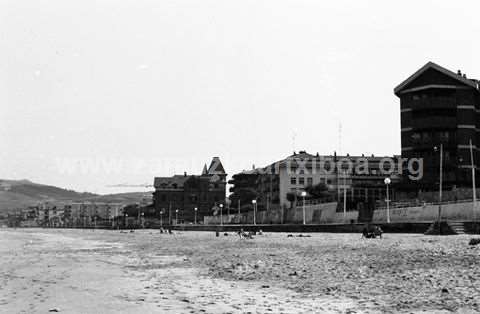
1,228,479,313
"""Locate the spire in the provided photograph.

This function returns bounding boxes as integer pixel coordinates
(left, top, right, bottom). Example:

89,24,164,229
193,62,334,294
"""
202,164,208,175
207,157,226,175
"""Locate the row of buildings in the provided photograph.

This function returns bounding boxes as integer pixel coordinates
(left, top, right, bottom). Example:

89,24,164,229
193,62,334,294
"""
8,202,126,228
151,62,480,224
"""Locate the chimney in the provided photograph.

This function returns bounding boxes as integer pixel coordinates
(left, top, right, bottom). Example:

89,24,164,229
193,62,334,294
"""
457,70,462,76
463,74,467,79
184,171,187,177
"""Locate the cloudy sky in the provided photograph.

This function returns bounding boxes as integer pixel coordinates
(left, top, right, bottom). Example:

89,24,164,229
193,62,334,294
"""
1,0,479,194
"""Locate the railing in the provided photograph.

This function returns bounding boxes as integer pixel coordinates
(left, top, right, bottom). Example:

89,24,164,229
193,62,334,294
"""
303,199,335,206
376,198,474,210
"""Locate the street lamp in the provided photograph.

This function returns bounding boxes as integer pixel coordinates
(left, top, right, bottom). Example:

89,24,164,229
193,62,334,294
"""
141,212,145,228
384,177,391,223
219,204,224,225
159,210,164,228
434,144,444,222
194,207,198,225
301,191,307,225
125,213,128,229
175,209,179,225
469,139,477,222
252,200,257,225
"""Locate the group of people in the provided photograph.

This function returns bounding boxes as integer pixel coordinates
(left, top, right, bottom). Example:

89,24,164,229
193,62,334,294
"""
237,229,256,239
159,227,173,234
214,228,263,239
362,224,383,239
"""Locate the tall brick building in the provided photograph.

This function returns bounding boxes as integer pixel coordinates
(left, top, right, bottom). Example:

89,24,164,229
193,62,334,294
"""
395,62,480,190
153,157,226,224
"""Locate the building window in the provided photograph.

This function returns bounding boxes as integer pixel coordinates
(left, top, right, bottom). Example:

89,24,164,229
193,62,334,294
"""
307,177,313,186
411,132,421,143
299,177,305,185
324,162,331,171
421,132,431,143
439,131,450,142
291,177,297,185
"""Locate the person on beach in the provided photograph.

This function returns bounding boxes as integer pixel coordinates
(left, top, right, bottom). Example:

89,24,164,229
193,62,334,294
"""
374,226,383,239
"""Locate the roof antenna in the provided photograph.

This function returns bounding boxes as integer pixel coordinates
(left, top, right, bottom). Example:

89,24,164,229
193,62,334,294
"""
292,130,297,154
338,121,342,156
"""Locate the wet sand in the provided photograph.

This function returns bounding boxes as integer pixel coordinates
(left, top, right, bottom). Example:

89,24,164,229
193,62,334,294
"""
0,228,479,313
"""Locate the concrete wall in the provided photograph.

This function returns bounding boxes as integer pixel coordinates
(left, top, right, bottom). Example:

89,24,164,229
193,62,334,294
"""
203,200,479,225
203,202,340,225
372,201,477,223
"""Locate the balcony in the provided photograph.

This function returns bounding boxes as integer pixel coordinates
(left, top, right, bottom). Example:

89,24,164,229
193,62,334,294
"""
410,97,456,111
409,116,457,130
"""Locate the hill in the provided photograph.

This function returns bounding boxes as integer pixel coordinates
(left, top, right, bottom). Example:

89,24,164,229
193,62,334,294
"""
0,179,152,213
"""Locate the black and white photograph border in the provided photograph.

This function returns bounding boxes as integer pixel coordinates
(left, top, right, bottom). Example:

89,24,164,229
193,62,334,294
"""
1,0,480,313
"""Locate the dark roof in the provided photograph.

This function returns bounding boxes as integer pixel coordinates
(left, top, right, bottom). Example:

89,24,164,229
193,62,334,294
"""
207,157,226,175
394,61,479,95
254,151,397,173
153,175,190,189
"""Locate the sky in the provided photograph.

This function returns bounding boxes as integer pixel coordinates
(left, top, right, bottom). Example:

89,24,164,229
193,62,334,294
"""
1,0,479,194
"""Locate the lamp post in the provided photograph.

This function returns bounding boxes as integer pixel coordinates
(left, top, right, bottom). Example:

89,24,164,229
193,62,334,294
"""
125,213,128,229
141,212,145,229
159,210,164,229
434,144,443,222
194,207,198,225
175,209,179,225
470,139,477,221
219,204,224,225
252,199,257,225
343,170,347,219
301,191,307,225
384,177,391,223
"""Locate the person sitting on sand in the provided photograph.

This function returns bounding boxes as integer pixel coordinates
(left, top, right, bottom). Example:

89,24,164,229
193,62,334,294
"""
362,226,369,238
374,226,383,239
362,224,376,239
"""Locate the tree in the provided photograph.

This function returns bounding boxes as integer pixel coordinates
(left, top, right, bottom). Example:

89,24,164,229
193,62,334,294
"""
229,188,257,208
286,192,297,208
305,183,334,200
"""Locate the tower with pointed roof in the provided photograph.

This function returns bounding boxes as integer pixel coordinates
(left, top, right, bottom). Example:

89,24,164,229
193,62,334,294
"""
152,157,227,224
